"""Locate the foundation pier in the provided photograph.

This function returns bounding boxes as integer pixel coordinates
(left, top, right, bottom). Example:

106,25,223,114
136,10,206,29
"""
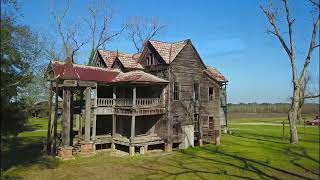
129,146,135,156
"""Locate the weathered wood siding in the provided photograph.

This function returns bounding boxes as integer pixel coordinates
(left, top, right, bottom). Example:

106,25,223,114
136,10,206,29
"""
166,43,220,142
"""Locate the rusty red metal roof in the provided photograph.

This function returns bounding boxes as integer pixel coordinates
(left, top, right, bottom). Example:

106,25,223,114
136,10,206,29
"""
204,67,227,83
50,59,120,83
49,59,167,84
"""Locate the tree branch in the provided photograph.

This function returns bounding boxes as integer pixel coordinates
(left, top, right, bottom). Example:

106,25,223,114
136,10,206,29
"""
299,16,320,85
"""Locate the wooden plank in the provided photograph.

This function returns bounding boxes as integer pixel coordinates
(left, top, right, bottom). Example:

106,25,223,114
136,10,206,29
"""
63,80,77,87
78,80,97,87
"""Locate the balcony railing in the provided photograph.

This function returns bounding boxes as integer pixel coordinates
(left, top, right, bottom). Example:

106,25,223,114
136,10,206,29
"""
96,98,162,107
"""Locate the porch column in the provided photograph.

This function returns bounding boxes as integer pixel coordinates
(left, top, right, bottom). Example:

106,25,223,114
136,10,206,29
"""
62,88,71,147
69,90,74,146
113,87,116,107
78,114,82,136
112,114,116,137
132,86,136,107
84,87,91,142
46,81,53,153
131,115,135,141
92,114,96,140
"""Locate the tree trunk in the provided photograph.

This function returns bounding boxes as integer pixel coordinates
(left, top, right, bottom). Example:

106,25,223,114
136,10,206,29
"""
288,88,300,144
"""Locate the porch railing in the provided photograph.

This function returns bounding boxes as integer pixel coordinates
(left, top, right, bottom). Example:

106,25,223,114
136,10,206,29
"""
136,98,162,107
97,98,114,107
96,98,162,107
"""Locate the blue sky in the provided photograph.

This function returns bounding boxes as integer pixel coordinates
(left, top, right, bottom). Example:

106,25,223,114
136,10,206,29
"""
18,0,319,103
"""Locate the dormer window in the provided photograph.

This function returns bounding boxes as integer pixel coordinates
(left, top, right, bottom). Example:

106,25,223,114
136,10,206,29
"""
146,53,154,66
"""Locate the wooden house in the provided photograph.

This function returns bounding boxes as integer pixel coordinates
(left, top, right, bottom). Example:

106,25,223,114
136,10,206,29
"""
45,39,228,158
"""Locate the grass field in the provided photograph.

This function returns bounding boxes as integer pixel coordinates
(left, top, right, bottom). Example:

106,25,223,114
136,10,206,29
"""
1,114,319,179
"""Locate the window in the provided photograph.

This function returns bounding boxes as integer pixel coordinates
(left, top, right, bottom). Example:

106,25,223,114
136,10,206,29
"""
173,82,180,100
173,116,181,134
193,83,199,100
146,53,154,65
208,87,214,101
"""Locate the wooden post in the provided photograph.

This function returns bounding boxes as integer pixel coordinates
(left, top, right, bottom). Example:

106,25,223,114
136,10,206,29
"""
52,82,59,154
46,81,53,154
84,87,91,142
94,86,98,107
62,88,71,147
92,114,96,141
113,87,116,107
133,86,136,108
70,90,74,146
131,115,135,142
112,114,116,137
75,114,79,130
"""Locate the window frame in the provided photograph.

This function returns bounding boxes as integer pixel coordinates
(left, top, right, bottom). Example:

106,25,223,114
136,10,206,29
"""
146,53,154,66
173,82,180,100
193,83,200,100
208,87,214,101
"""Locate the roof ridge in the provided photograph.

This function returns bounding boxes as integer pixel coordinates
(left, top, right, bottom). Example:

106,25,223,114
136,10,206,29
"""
149,39,189,44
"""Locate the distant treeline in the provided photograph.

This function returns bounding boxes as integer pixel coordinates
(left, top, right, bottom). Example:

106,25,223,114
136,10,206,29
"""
227,103,319,114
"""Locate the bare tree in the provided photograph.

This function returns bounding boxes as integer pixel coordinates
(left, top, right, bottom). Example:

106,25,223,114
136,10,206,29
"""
260,0,319,144
84,1,126,65
126,16,166,53
51,0,87,62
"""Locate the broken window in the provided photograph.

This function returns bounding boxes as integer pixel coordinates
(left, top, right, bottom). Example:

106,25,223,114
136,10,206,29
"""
193,83,199,100
173,116,181,134
173,82,180,100
208,87,214,101
146,53,154,65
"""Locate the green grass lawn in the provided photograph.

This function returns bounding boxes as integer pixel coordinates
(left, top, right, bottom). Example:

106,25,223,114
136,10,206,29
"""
1,114,319,179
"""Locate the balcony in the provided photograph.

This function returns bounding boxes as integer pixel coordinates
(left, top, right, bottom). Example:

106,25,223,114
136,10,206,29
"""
96,98,163,108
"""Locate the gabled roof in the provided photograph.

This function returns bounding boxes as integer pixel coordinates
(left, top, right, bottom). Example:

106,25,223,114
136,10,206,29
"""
112,70,168,84
115,52,143,69
97,50,118,67
98,50,143,69
148,39,188,64
47,59,167,85
204,66,228,83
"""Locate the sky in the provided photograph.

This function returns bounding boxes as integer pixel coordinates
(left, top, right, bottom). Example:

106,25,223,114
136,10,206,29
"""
17,0,319,103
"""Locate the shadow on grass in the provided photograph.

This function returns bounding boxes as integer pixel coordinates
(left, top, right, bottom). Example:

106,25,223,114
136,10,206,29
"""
1,136,59,171
133,145,317,180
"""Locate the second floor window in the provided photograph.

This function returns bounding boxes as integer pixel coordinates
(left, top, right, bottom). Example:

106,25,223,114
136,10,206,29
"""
173,82,180,100
209,87,214,101
146,53,154,66
193,83,199,100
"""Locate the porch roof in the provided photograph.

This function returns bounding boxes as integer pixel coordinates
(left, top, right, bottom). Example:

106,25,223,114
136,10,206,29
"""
204,66,228,83
47,58,168,85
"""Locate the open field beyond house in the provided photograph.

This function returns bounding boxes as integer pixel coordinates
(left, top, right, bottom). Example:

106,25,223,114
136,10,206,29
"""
1,114,319,180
